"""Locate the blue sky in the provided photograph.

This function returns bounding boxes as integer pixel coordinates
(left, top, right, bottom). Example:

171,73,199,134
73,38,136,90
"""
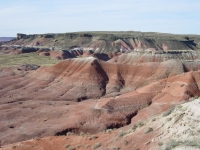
0,0,200,36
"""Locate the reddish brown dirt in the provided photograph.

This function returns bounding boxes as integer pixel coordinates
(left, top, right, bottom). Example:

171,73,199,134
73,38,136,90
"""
1,97,200,150
48,51,74,59
0,130,159,150
1,57,200,147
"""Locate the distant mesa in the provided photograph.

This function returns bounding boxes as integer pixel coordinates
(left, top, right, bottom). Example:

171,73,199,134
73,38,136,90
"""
9,31,200,53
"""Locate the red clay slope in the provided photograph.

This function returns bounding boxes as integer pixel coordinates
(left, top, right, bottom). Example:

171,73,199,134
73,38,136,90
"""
1,71,200,149
1,57,200,146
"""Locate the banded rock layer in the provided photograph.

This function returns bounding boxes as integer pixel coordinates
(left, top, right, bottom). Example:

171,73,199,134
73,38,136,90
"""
1,57,200,145
4,32,200,53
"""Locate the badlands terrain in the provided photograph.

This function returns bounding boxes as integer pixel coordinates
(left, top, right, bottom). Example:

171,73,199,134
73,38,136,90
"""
0,31,200,150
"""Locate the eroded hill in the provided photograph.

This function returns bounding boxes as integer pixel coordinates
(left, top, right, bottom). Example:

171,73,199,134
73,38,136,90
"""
1,57,200,146
1,31,200,150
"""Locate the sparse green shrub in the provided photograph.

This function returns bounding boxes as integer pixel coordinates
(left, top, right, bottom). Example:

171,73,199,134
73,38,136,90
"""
158,142,163,146
177,105,183,109
88,137,92,140
112,147,120,150
80,132,84,136
189,97,195,101
164,139,200,149
88,135,98,140
185,140,200,148
124,140,129,145
164,140,181,150
106,129,113,133
182,106,188,111
85,145,90,149
163,108,174,117
68,147,76,150
158,90,162,93
92,143,101,149
64,144,70,148
137,121,144,127
144,127,153,134
132,148,139,150
118,131,126,137
66,132,73,136
92,135,98,139
132,124,137,131
166,117,172,121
